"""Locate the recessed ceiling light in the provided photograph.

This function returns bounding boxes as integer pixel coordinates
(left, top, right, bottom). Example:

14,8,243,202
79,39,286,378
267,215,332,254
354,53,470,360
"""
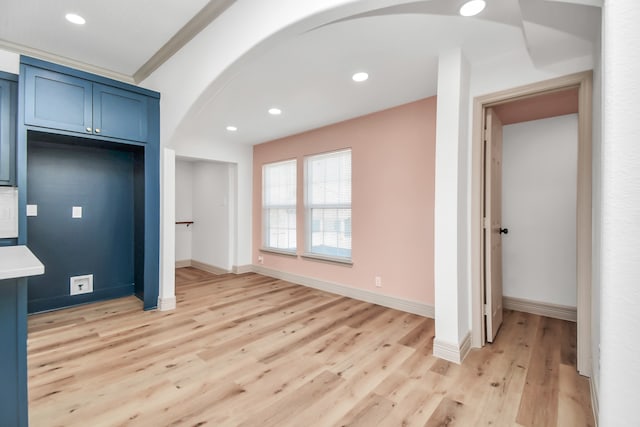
226,126,238,132
268,108,282,115
65,13,86,25
459,0,486,17
352,72,369,82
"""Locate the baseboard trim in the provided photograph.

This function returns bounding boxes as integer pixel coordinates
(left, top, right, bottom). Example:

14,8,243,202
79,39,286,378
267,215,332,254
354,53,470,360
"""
175,260,191,268
232,264,253,274
590,376,599,426
252,265,434,318
176,261,252,275
157,296,176,311
433,332,471,364
28,285,134,314
460,332,472,362
190,260,230,275
503,296,577,322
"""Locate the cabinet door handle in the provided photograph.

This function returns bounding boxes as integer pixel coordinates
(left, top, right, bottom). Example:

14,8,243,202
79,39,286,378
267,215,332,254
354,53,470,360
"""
95,128,101,133
86,127,92,133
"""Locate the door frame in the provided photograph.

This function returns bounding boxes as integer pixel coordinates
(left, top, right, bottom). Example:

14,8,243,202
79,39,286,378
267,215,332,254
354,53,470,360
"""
470,71,593,376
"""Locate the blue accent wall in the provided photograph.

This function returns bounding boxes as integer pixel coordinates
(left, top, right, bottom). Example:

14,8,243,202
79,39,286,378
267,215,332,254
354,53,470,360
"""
26,135,142,312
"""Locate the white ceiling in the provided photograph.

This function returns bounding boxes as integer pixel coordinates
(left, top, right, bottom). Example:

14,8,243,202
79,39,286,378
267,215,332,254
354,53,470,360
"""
185,0,599,145
196,13,526,145
0,0,600,146
0,0,209,76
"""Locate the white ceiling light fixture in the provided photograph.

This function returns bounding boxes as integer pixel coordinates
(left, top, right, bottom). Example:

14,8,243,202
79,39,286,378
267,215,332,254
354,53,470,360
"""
226,126,238,132
65,13,86,25
459,0,486,17
352,72,369,82
268,107,282,115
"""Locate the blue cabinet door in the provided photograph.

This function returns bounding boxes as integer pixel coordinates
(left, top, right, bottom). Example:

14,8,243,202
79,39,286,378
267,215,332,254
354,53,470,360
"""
93,84,148,142
24,67,93,135
0,76,17,185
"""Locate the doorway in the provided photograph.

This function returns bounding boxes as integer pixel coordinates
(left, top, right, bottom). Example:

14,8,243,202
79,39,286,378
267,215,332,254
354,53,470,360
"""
174,157,237,275
471,71,593,376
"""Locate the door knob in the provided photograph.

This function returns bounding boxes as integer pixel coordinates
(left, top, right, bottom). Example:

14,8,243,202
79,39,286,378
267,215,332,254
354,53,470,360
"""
500,228,509,234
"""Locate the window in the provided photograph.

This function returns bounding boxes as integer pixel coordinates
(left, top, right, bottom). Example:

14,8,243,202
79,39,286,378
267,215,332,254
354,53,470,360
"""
305,149,352,260
262,159,297,252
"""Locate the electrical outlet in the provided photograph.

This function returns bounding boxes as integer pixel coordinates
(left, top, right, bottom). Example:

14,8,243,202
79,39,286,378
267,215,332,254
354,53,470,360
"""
258,255,264,264
70,274,93,295
375,276,382,287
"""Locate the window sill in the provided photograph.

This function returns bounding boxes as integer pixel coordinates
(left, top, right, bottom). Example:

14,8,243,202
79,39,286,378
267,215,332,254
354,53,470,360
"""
301,253,353,266
259,248,298,258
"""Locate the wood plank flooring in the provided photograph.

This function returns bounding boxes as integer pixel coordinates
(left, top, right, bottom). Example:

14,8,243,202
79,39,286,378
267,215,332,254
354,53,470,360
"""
27,268,595,426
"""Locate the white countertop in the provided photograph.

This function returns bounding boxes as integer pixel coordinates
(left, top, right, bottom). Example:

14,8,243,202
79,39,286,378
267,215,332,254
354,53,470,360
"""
0,246,45,280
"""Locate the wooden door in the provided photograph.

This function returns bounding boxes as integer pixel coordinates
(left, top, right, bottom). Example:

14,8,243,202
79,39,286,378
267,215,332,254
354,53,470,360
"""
484,107,504,342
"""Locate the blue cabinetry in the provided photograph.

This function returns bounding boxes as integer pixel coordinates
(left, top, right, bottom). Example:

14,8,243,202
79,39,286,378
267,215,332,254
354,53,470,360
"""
24,66,149,143
18,56,160,312
0,72,17,186
0,246,44,427
23,67,92,135
0,278,28,427
93,83,148,142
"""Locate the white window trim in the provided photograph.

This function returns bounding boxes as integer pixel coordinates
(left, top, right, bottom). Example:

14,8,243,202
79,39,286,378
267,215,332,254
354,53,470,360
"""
259,247,298,258
301,252,353,265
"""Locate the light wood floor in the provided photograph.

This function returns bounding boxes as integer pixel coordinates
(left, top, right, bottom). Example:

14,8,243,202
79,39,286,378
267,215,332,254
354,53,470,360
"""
28,268,594,426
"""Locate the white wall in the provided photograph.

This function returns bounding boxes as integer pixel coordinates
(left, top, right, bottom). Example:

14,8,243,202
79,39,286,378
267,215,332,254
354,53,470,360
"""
192,161,232,270
470,49,593,100
599,1,640,425
433,48,471,362
175,160,194,262
590,17,603,402
0,48,19,74
502,114,578,307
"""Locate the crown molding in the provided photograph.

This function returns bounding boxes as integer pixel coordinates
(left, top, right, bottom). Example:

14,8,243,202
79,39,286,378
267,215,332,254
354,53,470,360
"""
0,39,134,84
133,0,236,83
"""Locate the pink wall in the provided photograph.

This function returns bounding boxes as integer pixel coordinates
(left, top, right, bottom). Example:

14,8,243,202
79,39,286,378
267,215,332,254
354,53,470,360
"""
493,87,578,125
252,97,437,305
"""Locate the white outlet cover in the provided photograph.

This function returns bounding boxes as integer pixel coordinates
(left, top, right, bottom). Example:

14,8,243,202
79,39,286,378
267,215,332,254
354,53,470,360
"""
26,204,38,217
70,274,93,295
72,206,82,218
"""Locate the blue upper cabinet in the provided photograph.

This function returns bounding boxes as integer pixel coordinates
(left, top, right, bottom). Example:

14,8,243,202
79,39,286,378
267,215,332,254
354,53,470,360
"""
0,72,18,186
24,67,93,135
23,61,152,144
93,84,148,142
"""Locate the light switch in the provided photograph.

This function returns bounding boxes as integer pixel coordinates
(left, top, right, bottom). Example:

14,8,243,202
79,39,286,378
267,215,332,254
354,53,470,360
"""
26,204,38,217
72,206,82,218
